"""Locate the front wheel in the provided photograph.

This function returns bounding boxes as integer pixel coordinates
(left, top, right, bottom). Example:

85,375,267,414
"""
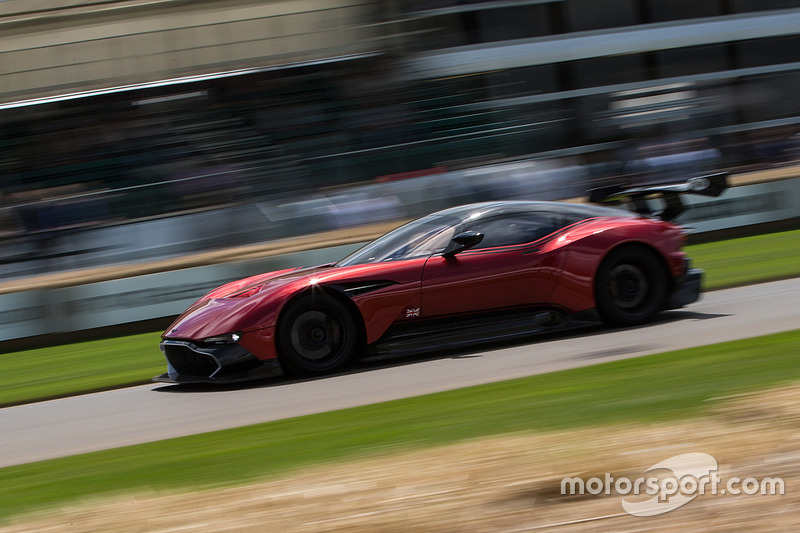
595,246,668,326
277,293,358,377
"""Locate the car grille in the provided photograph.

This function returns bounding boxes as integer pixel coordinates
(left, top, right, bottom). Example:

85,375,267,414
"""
162,343,220,378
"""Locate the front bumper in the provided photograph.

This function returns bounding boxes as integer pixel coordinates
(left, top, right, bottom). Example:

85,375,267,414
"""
667,267,703,309
153,339,282,384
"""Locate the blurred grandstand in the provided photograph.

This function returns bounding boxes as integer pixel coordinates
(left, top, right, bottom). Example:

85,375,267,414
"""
1,0,799,279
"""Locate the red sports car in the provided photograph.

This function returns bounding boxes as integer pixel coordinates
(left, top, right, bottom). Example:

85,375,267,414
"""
155,175,726,383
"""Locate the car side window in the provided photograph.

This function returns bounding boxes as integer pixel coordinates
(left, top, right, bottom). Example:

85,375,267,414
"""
464,212,559,250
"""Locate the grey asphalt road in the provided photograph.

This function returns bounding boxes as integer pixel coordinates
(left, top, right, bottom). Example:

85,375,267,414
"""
2,278,799,468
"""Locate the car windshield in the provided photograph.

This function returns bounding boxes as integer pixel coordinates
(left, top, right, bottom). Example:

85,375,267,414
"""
337,214,460,266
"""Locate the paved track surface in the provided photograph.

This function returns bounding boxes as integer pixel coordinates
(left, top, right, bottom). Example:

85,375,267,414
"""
2,278,799,468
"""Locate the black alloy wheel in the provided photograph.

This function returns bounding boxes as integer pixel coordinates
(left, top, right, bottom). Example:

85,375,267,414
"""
595,246,668,326
277,293,358,376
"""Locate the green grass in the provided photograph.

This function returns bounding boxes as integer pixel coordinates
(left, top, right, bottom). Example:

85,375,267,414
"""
687,228,800,290
0,228,797,408
1,328,798,522
0,332,164,407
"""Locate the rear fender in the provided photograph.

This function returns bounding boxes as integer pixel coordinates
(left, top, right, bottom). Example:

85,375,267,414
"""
547,219,681,312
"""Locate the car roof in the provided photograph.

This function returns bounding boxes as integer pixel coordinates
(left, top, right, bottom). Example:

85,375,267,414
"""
433,200,637,223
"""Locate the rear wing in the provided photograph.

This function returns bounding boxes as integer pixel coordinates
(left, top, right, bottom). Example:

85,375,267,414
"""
588,172,728,221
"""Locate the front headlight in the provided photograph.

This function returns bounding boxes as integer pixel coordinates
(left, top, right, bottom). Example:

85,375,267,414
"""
201,332,241,344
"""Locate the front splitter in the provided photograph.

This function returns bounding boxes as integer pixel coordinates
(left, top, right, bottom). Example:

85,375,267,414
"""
153,359,283,384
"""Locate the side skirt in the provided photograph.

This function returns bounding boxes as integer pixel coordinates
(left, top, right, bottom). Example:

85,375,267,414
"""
367,308,600,359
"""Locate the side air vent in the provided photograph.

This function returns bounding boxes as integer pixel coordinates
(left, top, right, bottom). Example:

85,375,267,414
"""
338,280,397,297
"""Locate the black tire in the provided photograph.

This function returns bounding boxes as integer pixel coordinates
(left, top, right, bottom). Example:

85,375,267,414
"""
595,246,668,327
277,293,358,377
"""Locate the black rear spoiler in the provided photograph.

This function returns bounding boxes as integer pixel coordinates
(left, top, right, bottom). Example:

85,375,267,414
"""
588,172,728,221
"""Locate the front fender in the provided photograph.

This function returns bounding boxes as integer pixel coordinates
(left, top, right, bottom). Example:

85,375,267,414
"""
164,281,303,340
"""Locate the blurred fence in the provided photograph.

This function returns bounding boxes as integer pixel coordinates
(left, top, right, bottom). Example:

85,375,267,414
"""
0,157,590,279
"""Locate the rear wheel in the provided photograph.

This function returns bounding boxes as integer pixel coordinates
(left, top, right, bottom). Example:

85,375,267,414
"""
595,246,668,326
277,293,358,376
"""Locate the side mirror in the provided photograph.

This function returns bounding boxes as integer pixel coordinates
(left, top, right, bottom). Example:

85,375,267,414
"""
444,231,484,257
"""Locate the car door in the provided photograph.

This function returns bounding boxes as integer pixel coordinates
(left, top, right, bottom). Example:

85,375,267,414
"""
420,211,565,318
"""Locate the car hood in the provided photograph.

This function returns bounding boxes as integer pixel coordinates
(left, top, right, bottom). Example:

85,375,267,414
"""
202,264,334,299
163,260,422,340
164,264,336,340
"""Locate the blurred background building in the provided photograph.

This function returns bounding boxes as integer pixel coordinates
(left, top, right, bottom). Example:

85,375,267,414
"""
1,0,799,278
